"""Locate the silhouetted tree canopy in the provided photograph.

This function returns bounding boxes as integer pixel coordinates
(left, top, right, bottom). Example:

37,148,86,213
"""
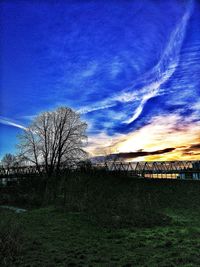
1,153,17,168
18,107,88,176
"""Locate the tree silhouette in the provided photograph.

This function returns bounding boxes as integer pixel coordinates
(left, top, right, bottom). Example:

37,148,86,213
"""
1,153,17,168
18,107,87,177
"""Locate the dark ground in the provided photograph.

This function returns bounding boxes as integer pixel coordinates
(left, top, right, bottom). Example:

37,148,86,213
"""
1,172,200,266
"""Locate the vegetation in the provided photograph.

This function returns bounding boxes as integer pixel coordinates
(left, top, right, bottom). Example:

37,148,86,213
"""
1,154,17,168
1,171,200,266
10,106,88,203
17,107,87,176
0,211,24,266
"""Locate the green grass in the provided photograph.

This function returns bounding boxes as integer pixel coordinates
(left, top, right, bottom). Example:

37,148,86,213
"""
1,173,200,266
1,206,200,267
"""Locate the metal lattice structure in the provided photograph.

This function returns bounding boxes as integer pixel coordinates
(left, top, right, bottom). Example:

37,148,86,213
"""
0,161,200,181
104,160,200,179
0,164,75,179
0,165,41,178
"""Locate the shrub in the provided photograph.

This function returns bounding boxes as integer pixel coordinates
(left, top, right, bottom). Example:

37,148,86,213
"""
0,212,24,266
85,188,171,228
81,172,171,228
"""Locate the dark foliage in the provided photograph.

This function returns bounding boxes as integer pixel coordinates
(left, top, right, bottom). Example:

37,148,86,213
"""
1,170,200,228
0,211,24,266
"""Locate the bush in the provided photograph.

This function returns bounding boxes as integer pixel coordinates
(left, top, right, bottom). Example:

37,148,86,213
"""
0,176,46,208
0,211,24,266
61,171,171,228
85,184,171,228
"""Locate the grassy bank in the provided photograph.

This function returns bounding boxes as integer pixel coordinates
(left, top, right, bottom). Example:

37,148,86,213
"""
1,172,200,266
1,206,200,267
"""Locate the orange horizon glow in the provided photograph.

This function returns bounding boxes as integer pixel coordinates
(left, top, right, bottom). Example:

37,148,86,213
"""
87,114,200,161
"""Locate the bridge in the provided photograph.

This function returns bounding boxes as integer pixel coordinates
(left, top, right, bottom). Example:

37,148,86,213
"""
0,161,200,182
104,160,200,179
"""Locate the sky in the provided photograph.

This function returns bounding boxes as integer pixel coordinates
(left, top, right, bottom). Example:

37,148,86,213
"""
0,0,200,161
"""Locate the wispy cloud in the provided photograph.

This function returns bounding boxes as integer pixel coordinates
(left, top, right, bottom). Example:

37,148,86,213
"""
125,1,194,124
80,62,99,78
78,103,115,115
21,115,37,121
79,0,194,125
0,117,26,130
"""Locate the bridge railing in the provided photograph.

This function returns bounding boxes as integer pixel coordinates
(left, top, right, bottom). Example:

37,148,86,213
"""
0,161,200,180
103,161,200,179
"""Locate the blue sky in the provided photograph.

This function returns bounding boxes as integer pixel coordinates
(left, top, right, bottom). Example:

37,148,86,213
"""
0,0,200,160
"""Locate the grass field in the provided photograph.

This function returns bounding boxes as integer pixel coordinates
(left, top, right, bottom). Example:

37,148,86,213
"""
1,173,200,266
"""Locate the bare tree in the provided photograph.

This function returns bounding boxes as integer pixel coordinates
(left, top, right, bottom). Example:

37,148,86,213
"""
1,153,17,168
17,107,88,177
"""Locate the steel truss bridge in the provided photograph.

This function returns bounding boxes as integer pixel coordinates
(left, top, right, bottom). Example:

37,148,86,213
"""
103,160,200,179
0,161,200,180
